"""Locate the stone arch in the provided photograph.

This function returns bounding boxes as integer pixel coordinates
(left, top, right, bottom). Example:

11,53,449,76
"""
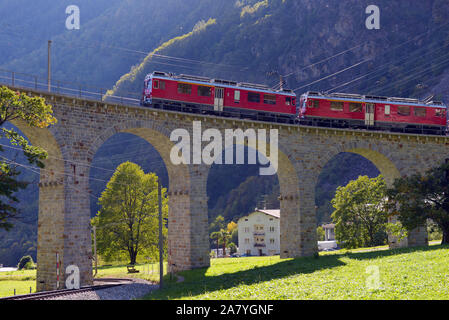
202,129,302,259
312,138,425,250
9,120,66,292
86,119,208,273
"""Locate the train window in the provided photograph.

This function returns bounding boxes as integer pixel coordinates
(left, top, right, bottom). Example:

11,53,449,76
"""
397,106,410,116
160,80,166,90
286,97,292,106
384,105,390,115
349,102,362,112
198,86,211,97
264,94,276,105
248,92,260,103
330,101,343,111
177,83,192,95
308,100,319,108
414,107,426,117
234,90,240,103
153,80,159,89
435,109,445,117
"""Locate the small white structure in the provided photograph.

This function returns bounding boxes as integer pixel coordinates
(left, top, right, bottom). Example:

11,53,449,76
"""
237,209,280,256
322,223,336,241
317,240,338,251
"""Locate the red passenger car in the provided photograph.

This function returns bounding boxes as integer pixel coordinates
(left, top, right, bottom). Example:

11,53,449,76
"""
299,91,448,135
141,71,297,123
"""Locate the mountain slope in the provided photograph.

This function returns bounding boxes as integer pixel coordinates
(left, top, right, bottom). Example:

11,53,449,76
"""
109,0,449,101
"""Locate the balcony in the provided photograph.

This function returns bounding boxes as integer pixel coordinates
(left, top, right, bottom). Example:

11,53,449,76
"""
254,243,266,247
253,231,265,236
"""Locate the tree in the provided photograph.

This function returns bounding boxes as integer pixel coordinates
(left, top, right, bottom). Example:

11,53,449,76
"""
386,161,449,244
210,228,232,256
331,175,388,248
0,86,56,230
316,226,325,241
92,162,168,265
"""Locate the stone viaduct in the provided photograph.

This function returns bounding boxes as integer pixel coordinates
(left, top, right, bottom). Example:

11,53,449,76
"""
6,86,449,291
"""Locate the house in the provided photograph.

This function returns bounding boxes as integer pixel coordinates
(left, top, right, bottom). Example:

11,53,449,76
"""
322,223,335,241
237,209,280,256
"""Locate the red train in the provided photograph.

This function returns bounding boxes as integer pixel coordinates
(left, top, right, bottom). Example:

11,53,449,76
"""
141,71,448,135
141,71,297,123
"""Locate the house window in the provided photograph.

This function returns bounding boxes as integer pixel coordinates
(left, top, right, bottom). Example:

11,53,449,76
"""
270,239,275,244
234,90,240,103
245,218,248,221
198,86,211,97
248,92,260,103
264,94,276,105
330,101,343,111
414,107,426,117
269,226,275,232
397,106,410,116
177,83,192,94
246,250,251,255
245,238,250,244
349,102,362,112
244,227,250,233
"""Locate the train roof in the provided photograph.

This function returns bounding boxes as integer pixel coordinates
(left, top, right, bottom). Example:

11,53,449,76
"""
303,91,446,108
146,71,296,96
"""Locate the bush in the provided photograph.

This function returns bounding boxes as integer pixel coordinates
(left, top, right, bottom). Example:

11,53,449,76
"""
17,255,35,270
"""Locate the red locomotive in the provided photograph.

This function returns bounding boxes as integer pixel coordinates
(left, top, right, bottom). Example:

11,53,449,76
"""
141,71,448,135
141,71,297,123
299,92,447,135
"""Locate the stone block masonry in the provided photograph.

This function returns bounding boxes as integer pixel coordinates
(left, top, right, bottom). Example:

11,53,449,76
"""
9,86,448,290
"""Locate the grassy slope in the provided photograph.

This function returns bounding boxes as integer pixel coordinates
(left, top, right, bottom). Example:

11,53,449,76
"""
1,244,447,299
144,244,449,300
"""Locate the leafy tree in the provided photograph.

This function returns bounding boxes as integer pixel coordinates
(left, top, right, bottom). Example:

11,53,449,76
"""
386,161,449,244
0,86,56,230
228,242,237,255
210,228,232,256
331,175,388,248
316,226,325,241
92,162,168,265
209,215,225,234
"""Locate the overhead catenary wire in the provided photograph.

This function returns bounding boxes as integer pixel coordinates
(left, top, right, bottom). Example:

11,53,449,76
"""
326,41,449,94
291,21,449,93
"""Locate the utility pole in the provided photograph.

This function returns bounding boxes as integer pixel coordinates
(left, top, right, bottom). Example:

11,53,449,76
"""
93,226,97,277
47,40,52,92
158,181,164,289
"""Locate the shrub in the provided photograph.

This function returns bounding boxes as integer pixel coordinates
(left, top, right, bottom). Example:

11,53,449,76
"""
17,255,35,270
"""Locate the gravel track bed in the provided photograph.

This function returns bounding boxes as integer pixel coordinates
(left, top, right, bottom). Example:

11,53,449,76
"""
46,278,158,300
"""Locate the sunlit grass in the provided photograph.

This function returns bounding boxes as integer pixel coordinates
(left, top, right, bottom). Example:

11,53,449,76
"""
143,244,449,300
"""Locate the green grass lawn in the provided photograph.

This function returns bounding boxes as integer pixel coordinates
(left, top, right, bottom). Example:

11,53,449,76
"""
143,244,449,300
1,243,447,299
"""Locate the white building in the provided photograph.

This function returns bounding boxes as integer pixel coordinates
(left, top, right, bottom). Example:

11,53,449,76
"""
237,209,280,256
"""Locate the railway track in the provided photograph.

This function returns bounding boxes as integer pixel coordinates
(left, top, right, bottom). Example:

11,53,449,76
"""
0,278,134,300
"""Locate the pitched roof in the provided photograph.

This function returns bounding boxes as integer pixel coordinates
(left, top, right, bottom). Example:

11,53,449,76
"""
256,209,280,219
